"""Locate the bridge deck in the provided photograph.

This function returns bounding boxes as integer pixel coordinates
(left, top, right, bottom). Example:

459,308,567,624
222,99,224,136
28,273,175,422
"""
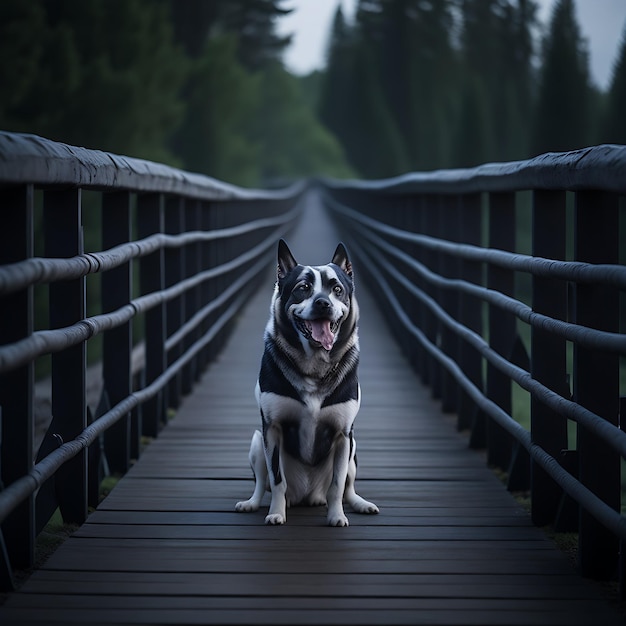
1,194,622,625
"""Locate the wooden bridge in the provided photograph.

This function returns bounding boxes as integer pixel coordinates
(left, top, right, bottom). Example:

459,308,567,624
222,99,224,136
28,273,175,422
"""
0,133,625,624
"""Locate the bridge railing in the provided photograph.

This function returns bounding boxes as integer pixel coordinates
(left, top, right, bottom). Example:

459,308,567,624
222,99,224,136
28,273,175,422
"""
0,132,304,589
320,144,626,583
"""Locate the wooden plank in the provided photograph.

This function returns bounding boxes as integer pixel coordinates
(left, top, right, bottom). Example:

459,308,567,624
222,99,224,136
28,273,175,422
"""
16,570,609,599
2,605,620,626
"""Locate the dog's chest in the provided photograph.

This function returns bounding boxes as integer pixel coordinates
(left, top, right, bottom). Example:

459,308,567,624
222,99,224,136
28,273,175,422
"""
282,414,339,467
260,391,356,467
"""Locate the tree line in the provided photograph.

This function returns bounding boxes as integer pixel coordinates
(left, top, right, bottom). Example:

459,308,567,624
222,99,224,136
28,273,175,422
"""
318,0,626,178
1,0,625,184
0,0,353,186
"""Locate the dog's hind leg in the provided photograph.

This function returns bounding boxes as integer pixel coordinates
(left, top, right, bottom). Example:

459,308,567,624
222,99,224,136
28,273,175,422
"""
344,435,379,515
235,430,267,512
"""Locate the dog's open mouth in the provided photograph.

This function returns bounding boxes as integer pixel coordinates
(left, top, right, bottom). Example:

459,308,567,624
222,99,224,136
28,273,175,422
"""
294,316,340,351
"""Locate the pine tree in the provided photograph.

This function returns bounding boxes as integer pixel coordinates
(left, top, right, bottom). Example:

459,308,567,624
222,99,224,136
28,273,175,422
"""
532,0,592,155
458,0,538,163
347,42,410,178
0,0,47,127
453,74,496,167
173,34,261,185
0,0,187,164
355,0,457,170
318,7,359,169
254,62,354,182
602,20,626,144
170,0,291,71
219,0,292,71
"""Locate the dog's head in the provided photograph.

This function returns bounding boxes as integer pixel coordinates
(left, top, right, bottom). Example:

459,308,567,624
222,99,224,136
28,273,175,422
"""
273,239,356,354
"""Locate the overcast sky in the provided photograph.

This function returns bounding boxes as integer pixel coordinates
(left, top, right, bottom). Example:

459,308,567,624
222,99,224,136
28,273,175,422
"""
276,0,626,91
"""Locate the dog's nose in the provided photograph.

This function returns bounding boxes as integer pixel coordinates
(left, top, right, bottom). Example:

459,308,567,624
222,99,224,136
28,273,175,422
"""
314,297,331,313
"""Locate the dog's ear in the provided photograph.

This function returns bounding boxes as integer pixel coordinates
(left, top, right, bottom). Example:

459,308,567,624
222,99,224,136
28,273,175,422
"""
331,242,353,278
277,239,298,279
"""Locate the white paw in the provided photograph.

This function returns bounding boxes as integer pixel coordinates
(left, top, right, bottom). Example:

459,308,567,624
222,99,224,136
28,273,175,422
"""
349,496,379,515
357,501,379,515
235,499,259,512
327,513,349,527
265,513,286,525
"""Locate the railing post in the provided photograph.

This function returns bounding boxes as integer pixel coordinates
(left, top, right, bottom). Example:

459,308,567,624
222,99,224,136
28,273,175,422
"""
486,191,516,471
458,193,484,445
418,196,436,388
439,195,460,415
406,195,425,375
45,189,88,525
425,197,442,399
201,201,215,369
574,189,620,579
165,196,185,410
0,185,35,573
138,193,167,437
530,190,569,527
102,191,133,474
183,199,202,390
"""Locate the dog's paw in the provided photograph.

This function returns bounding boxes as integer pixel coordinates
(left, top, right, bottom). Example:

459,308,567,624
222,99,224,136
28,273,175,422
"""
348,495,379,515
265,513,286,525
327,512,349,527
235,499,259,513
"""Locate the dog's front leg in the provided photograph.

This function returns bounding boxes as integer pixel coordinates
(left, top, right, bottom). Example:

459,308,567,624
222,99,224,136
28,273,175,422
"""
235,430,267,513
326,432,350,527
264,424,287,525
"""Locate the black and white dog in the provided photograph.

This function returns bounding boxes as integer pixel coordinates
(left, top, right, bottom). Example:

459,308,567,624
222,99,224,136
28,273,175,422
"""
235,239,378,526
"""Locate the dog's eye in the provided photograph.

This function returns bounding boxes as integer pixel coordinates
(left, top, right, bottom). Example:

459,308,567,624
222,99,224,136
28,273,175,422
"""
333,285,343,296
298,282,311,293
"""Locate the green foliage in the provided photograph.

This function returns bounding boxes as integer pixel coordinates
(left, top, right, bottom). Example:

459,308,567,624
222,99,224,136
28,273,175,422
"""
0,0,186,165
1,0,620,185
319,3,411,178
532,0,593,155
0,0,353,186
459,0,538,162
602,21,626,144
254,63,355,182
172,34,261,185
316,0,617,178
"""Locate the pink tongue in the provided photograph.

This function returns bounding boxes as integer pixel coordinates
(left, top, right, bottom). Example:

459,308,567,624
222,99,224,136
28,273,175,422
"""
310,319,334,350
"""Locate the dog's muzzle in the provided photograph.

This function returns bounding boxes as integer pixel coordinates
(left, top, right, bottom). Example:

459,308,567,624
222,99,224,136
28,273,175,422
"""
294,316,340,351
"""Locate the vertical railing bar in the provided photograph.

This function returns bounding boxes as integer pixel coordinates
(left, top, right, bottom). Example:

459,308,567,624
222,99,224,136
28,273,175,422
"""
530,189,569,527
138,193,167,438
439,195,460,415
165,196,185,411
0,184,35,578
422,195,439,392
45,188,88,525
575,189,620,580
458,192,484,444
102,190,133,475
200,201,214,369
407,195,424,375
486,191,516,472
183,199,202,390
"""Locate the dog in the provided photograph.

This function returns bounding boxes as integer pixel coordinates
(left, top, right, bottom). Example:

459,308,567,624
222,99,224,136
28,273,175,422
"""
235,239,379,526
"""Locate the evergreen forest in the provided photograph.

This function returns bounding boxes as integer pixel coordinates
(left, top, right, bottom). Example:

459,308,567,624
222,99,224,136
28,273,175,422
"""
1,0,626,185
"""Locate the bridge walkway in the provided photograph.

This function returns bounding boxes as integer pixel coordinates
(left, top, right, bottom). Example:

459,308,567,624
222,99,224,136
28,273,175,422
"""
1,193,622,625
